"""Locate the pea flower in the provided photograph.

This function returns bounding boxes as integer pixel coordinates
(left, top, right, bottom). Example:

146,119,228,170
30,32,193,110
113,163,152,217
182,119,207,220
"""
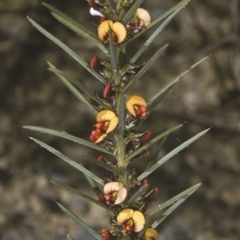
90,110,118,143
126,95,147,118
134,8,151,28
145,228,159,240
100,182,127,205
117,208,145,233
98,20,127,44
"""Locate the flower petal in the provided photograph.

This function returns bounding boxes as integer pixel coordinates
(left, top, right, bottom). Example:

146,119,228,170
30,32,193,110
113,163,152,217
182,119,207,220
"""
104,182,124,194
117,209,134,225
132,211,145,232
134,8,151,27
106,116,119,133
95,133,107,143
128,95,147,107
115,187,127,204
90,7,104,17
112,22,127,44
145,228,159,240
96,110,116,122
98,20,113,42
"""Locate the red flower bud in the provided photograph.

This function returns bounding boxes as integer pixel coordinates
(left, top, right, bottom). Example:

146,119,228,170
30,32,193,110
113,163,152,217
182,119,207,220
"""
103,83,114,98
90,56,105,72
90,130,101,142
140,130,152,143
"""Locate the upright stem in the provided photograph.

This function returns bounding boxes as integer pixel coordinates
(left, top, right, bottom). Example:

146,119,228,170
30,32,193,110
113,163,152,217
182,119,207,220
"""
116,93,127,185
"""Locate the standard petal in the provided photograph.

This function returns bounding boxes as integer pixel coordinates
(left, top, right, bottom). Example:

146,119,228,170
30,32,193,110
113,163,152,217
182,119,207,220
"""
132,211,145,232
126,100,136,117
128,95,147,106
112,22,127,43
117,209,134,224
104,182,123,194
98,20,113,42
106,116,119,133
96,110,116,122
134,8,151,27
115,187,127,204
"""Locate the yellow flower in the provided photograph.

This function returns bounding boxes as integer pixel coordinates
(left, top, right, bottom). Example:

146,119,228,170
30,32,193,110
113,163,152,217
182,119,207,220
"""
103,182,127,205
98,20,127,44
117,208,145,233
134,8,151,27
126,95,147,118
90,110,118,143
145,228,159,240
96,110,119,134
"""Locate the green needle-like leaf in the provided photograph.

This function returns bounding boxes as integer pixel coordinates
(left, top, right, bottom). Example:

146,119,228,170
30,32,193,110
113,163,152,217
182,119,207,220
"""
83,156,121,175
122,44,169,93
27,17,106,84
130,0,187,64
84,173,102,197
147,56,209,112
136,56,209,131
51,180,114,216
67,234,75,240
30,137,104,185
47,62,97,115
126,184,149,206
122,0,145,24
42,2,108,54
122,0,191,46
125,124,182,162
57,202,103,240
47,62,106,109
138,128,210,181
23,126,112,155
150,183,201,228
146,136,168,170
147,183,201,217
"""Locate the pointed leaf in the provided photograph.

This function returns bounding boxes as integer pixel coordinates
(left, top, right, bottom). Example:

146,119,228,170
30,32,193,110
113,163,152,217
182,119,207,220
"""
23,126,112,155
57,202,103,240
67,235,75,240
41,2,108,54
51,180,114,216
146,136,168,170
138,128,210,181
47,62,97,115
122,44,169,93
147,183,201,217
27,17,106,84
147,56,209,112
150,183,201,228
83,156,121,175
125,124,182,162
85,173,102,197
29,137,104,185
47,62,106,109
122,0,145,23
130,0,187,64
122,0,191,46
126,185,149,206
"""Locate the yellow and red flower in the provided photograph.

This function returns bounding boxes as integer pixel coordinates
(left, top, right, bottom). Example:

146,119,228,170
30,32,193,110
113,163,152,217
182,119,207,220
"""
99,182,127,205
90,110,118,143
126,95,147,118
98,20,127,44
117,208,145,233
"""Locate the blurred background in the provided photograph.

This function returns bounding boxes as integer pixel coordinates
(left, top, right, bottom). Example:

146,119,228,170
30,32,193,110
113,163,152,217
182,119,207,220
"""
1,0,240,239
